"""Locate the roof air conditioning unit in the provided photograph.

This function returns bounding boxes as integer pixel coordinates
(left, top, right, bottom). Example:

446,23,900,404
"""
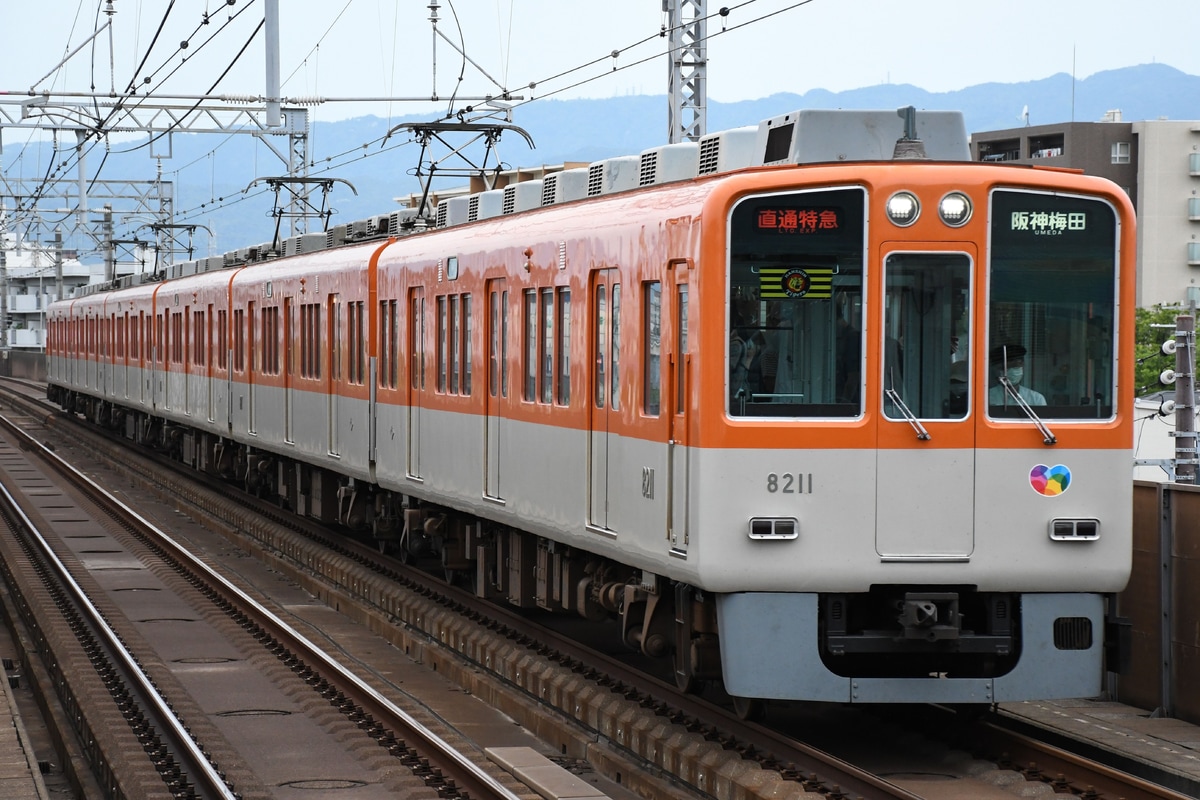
587,156,640,197
638,142,699,186
471,189,505,221
697,126,761,175
437,196,471,228
542,168,589,205
502,181,543,215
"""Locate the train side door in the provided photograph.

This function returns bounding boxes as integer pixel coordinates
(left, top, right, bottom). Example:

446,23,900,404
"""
876,248,975,558
138,312,146,406
284,296,295,443
484,279,507,500
158,311,168,411
181,304,190,412
206,304,215,422
407,286,425,479
247,301,257,434
588,270,620,532
668,275,691,553
121,311,130,400
327,294,340,455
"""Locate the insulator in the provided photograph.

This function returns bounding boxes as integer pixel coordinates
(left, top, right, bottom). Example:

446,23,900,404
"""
1160,369,1177,385
1162,339,1178,355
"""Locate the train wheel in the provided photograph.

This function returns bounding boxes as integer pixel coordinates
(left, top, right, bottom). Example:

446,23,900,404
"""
731,695,765,723
674,667,702,694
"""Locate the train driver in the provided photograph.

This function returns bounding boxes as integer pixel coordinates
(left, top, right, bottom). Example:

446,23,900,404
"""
988,344,1046,406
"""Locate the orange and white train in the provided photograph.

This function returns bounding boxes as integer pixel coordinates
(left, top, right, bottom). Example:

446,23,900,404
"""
48,108,1135,708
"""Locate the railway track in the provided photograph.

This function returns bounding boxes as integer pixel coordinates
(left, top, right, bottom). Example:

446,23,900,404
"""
1,377,1192,800
0,389,532,800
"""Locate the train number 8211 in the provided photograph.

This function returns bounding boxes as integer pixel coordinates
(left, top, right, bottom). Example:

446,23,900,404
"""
766,472,813,494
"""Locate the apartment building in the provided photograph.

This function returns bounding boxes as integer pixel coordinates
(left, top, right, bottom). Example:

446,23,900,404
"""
972,112,1200,308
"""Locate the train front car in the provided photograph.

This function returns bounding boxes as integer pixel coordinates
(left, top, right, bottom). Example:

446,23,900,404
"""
697,162,1134,705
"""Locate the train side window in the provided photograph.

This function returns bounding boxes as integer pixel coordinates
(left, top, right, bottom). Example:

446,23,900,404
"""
379,299,398,389
329,295,342,382
610,284,621,411
302,303,321,379
194,309,206,367
248,303,258,374
409,290,424,390
233,309,244,372
676,285,689,414
594,285,606,409
437,295,448,393
556,288,569,405
500,291,508,398
462,294,472,396
178,310,186,364
351,301,365,384
524,289,537,401
216,310,225,369
162,313,170,364
644,282,662,416
489,291,500,398
450,295,461,394
541,287,554,404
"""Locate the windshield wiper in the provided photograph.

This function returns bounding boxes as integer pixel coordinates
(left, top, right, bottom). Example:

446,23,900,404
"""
885,381,930,440
998,376,1057,445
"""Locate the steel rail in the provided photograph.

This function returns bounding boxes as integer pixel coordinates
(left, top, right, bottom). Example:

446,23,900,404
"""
0,417,238,800
0,407,524,800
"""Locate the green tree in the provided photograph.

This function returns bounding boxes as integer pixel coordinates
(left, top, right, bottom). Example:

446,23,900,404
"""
1135,305,1199,397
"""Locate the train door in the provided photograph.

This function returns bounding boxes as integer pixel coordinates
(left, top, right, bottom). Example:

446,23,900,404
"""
122,312,131,400
206,304,215,422
484,279,507,500
85,315,95,393
247,301,257,434
159,311,169,411
328,294,340,455
284,296,294,443
588,270,620,531
876,248,975,558
181,304,190,412
407,287,425,478
668,274,691,553
140,312,148,406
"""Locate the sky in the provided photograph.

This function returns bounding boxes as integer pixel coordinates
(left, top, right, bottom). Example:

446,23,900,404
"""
0,0,1197,127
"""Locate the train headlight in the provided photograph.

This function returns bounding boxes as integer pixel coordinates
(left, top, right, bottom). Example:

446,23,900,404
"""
938,192,973,226
1048,518,1100,541
885,191,920,226
748,517,799,540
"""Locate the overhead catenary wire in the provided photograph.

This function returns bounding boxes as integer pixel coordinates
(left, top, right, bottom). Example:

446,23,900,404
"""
13,1,810,255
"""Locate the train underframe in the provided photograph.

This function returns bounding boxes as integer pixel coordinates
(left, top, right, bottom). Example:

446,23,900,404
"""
57,390,1091,706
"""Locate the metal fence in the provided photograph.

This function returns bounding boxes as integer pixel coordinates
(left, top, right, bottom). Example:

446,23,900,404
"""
1116,480,1200,721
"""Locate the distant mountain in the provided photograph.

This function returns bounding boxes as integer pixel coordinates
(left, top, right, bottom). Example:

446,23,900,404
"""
5,63,1199,258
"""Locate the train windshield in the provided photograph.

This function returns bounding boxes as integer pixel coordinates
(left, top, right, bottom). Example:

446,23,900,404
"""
727,187,866,418
988,190,1119,419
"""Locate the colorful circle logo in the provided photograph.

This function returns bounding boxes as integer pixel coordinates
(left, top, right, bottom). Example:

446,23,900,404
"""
1030,464,1071,496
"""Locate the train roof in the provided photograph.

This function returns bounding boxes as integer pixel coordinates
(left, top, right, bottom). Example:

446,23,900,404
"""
75,107,970,299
